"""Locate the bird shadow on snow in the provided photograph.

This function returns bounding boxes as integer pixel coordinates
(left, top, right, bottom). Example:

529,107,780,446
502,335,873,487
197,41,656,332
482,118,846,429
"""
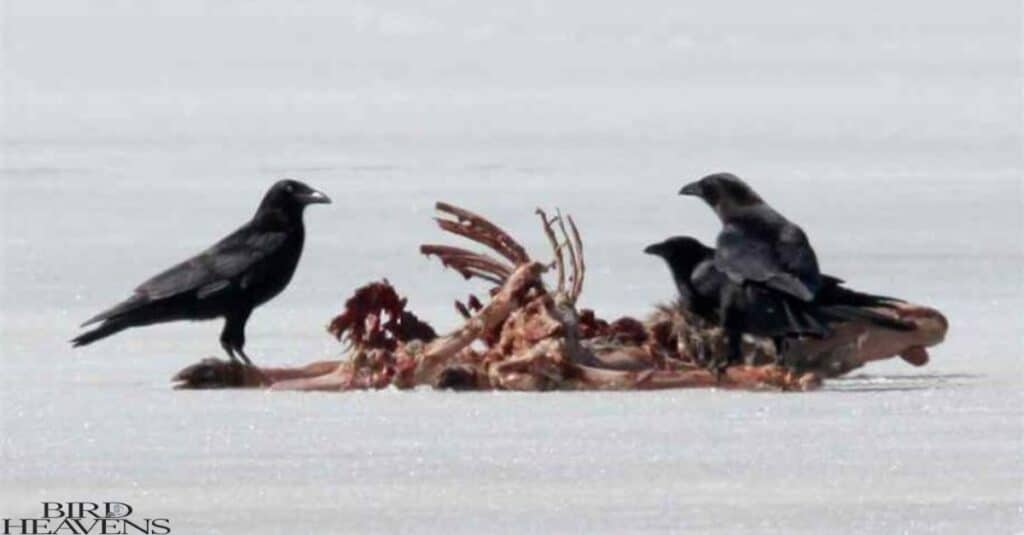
823,372,982,393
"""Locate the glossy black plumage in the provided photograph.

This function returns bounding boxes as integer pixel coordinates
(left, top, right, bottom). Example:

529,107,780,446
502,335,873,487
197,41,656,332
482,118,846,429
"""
644,236,912,367
677,173,830,368
680,172,821,302
71,179,331,364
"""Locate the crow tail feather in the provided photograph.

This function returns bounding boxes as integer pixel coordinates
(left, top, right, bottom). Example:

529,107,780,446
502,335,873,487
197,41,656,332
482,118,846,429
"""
71,320,129,347
823,305,915,331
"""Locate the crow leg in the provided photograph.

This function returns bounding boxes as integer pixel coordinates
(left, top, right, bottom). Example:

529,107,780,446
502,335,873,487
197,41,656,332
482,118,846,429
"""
221,308,253,365
220,338,239,363
235,347,253,366
772,336,789,368
724,329,743,369
717,284,746,377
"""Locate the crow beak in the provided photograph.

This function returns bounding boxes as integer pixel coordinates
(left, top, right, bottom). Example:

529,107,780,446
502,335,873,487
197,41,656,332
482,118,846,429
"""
643,244,660,255
301,190,332,205
679,182,701,197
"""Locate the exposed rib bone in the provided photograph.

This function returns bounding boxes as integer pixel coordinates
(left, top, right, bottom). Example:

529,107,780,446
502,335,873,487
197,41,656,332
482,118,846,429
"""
420,244,514,284
434,202,530,264
535,209,566,294
567,214,586,300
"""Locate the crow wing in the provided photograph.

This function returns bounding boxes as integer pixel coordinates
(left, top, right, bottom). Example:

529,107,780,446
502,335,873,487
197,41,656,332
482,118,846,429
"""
139,226,289,300
817,275,903,308
80,224,289,326
714,222,820,302
740,284,832,338
690,258,726,301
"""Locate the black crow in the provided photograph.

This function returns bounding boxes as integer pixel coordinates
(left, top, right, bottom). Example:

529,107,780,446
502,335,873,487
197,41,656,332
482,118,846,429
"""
679,172,821,302
71,179,331,364
644,236,912,368
678,172,824,368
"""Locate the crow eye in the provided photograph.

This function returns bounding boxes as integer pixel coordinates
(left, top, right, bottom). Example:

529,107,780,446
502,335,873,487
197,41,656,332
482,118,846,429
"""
286,184,295,193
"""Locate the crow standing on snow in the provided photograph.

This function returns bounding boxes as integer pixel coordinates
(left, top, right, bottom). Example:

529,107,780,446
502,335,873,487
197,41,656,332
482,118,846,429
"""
675,173,901,369
71,179,331,364
644,236,912,368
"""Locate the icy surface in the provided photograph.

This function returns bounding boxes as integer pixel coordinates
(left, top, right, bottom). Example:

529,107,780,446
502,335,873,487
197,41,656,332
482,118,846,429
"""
2,0,1022,532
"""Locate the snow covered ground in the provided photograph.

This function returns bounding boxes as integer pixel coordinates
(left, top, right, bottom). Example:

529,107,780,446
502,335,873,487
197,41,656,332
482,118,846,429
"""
2,1,1021,532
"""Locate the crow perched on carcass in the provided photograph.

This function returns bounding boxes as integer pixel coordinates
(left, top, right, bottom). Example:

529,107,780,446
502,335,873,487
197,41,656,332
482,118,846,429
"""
72,179,331,364
645,235,913,369
675,173,910,370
